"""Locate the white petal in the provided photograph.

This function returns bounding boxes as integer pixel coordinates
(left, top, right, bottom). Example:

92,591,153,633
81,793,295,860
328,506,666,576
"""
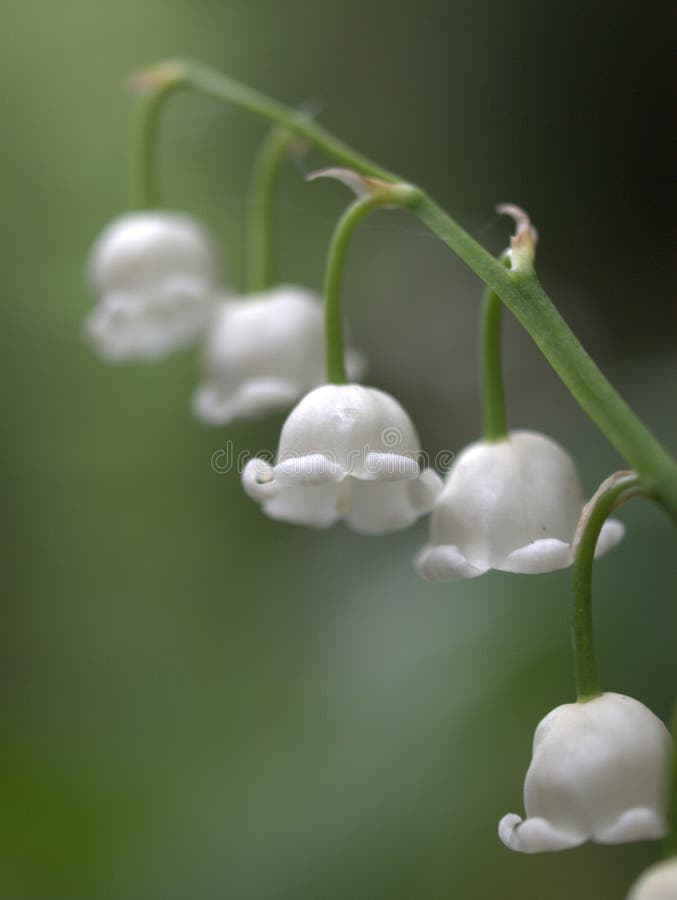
414,544,486,581
498,538,573,574
514,693,672,853
84,296,145,361
263,483,341,529
277,384,422,475
346,480,420,535
362,452,420,481
243,384,433,533
193,378,303,425
593,518,625,558
274,453,344,486
407,468,444,513
627,858,677,900
202,288,324,385
426,431,584,572
195,289,365,425
86,280,214,361
241,458,277,501
88,211,221,295
593,807,667,844
498,814,585,853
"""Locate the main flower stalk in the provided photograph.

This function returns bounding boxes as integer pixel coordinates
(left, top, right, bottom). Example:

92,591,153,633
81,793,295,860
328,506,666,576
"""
129,58,677,517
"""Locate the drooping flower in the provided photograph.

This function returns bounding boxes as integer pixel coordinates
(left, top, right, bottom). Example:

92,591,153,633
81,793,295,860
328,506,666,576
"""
499,693,672,853
84,211,222,360
192,285,364,425
627,858,677,900
242,383,442,534
415,430,624,580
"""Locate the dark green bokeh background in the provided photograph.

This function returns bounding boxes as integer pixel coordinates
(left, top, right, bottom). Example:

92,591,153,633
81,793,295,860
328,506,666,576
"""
2,2,675,898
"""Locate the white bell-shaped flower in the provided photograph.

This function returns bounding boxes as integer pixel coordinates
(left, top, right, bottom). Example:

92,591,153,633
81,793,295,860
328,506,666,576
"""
192,285,364,425
416,430,625,580
242,383,442,534
499,693,672,853
627,858,677,900
84,211,221,360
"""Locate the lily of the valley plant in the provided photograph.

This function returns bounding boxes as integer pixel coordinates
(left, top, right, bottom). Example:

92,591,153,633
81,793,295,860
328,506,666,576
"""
85,59,677,896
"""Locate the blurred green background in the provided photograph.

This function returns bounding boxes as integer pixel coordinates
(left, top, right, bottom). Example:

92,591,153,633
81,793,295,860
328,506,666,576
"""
2,1,675,898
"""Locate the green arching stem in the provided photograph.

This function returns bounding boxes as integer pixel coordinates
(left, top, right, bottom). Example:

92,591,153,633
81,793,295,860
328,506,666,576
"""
481,252,511,442
156,59,395,182
246,125,295,293
571,473,642,701
324,188,419,384
130,58,677,516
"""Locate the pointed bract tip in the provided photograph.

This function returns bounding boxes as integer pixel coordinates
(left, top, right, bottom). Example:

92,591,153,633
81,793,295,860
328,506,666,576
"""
306,167,385,197
497,203,539,269
306,168,421,208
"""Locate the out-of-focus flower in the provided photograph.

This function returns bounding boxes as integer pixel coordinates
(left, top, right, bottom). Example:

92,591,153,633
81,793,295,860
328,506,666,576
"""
499,693,672,853
192,285,364,425
415,430,624,581
627,858,677,900
84,211,221,360
242,383,442,533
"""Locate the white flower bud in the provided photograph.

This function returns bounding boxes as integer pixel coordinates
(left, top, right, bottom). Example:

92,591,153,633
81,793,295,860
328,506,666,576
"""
84,211,221,360
499,693,672,853
415,430,624,580
627,858,677,900
192,285,365,425
242,383,442,533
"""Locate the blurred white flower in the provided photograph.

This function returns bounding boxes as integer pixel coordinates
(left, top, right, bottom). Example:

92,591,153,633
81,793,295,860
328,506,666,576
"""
242,383,442,533
192,285,364,425
627,858,677,900
84,211,221,360
499,693,672,853
415,430,624,581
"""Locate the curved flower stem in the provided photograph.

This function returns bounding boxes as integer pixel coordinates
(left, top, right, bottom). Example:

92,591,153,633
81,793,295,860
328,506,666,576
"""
132,88,170,209
571,472,643,701
324,187,420,383
324,196,380,384
246,125,295,293
481,252,511,442
129,59,677,516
